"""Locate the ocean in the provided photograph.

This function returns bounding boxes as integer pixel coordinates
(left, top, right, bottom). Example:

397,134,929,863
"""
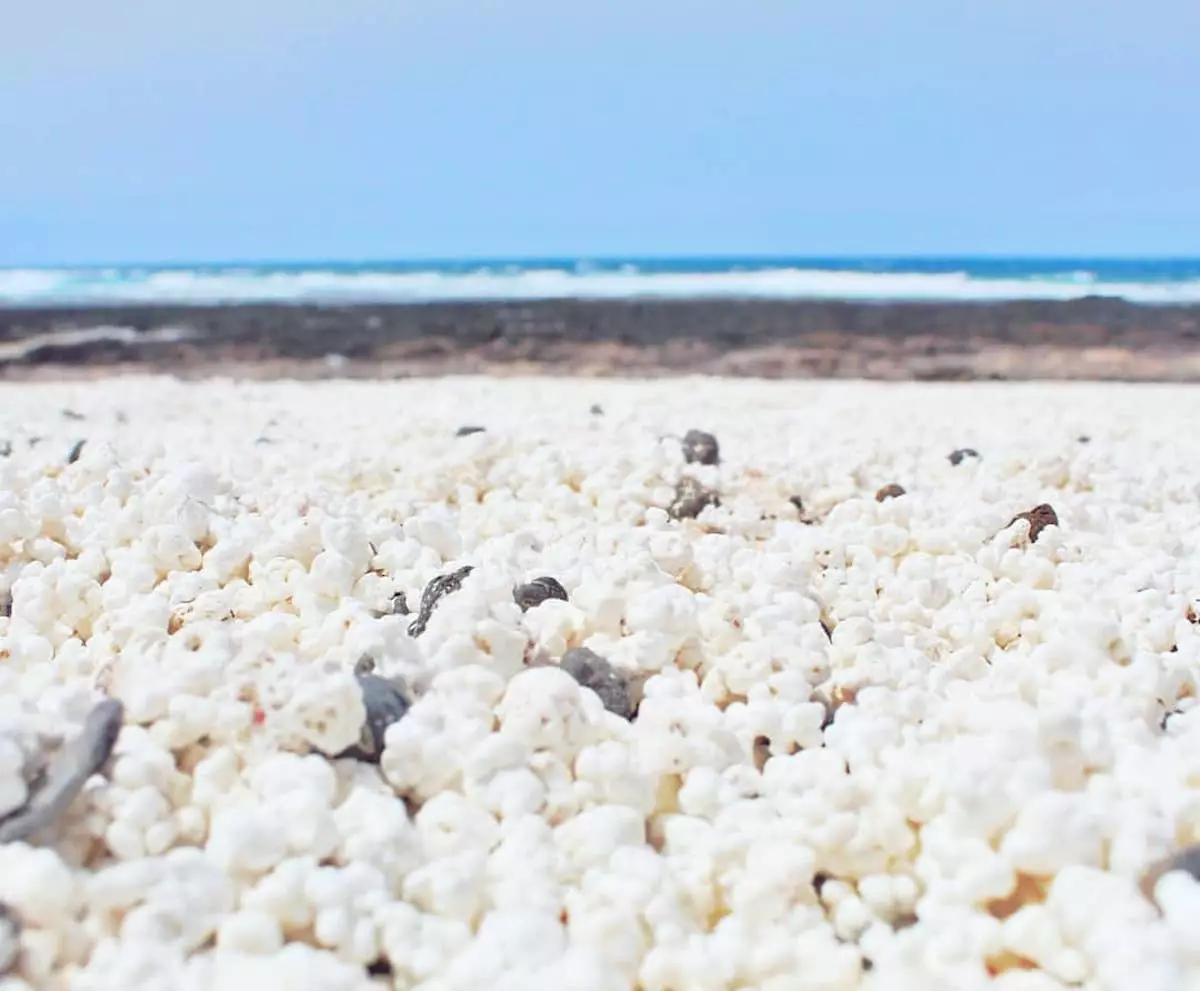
2,257,1200,307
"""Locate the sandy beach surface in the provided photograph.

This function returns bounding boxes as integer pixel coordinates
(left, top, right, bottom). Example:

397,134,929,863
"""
1,375,1199,989
2,298,1200,381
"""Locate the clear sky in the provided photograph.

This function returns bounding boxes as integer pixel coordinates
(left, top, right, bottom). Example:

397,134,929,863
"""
2,0,1198,265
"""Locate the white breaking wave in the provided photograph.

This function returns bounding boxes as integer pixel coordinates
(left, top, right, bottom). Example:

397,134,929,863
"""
2,266,1200,305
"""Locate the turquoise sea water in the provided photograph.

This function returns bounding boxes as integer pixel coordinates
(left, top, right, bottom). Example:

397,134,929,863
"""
2,258,1200,305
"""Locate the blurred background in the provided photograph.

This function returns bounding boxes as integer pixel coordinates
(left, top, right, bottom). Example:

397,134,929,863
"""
1,0,1198,381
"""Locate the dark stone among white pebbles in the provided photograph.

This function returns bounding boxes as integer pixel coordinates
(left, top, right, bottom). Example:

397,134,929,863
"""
334,657,411,763
0,698,124,845
668,477,719,520
560,647,639,720
1140,845,1200,908
681,429,720,466
513,577,569,612
0,903,16,976
408,565,474,638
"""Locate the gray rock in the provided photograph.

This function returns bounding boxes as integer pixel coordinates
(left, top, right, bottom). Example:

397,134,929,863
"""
1140,845,1200,908
948,447,980,466
668,477,719,520
681,429,720,466
408,566,474,637
560,647,637,720
513,577,568,612
0,903,17,976
0,698,124,845
335,659,411,763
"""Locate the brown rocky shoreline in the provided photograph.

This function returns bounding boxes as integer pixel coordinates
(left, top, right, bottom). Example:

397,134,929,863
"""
2,297,1200,381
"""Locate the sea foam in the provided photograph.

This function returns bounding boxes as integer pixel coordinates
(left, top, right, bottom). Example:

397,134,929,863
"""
3,261,1200,305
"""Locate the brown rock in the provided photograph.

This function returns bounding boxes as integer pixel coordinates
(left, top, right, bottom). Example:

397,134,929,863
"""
875,483,906,502
752,735,772,773
1009,504,1059,543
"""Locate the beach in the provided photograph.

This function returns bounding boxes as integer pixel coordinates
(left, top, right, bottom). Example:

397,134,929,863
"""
2,297,1200,381
2,375,1200,988
6,0,1196,980
4,264,1200,990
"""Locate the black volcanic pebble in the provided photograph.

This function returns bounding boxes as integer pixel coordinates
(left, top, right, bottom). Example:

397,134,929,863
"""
948,448,980,466
336,658,410,763
513,576,569,611
66,440,86,464
875,483,906,502
681,429,720,466
560,647,636,720
455,425,486,437
366,958,394,978
668,477,719,520
589,403,604,415
407,566,474,637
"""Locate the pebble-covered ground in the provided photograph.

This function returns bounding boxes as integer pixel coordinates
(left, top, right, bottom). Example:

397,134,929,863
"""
2,376,1200,991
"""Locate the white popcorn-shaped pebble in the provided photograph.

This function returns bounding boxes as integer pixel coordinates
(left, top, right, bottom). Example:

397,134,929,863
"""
1000,793,1104,875
273,670,366,755
0,845,80,955
206,804,291,877
376,901,472,984
496,666,600,763
5,378,1200,988
206,942,375,990
555,804,647,880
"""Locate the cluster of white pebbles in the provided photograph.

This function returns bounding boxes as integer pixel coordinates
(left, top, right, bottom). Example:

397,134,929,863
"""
2,375,1200,991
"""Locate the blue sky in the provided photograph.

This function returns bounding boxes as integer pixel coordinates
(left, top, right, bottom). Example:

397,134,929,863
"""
2,0,1198,264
